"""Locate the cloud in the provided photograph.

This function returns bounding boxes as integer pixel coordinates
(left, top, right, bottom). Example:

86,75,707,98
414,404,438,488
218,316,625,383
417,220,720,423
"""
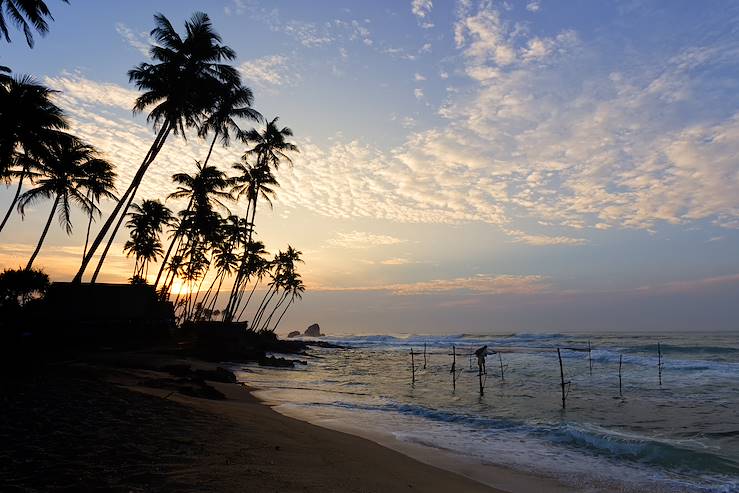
239,55,297,88
414,88,425,99
411,0,434,28
326,231,406,249
526,1,541,13
414,73,426,81
380,257,414,265
502,229,589,246
45,73,139,111
115,23,150,57
311,273,549,295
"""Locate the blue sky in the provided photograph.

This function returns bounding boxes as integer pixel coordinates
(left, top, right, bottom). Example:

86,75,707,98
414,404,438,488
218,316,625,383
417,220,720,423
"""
1,0,738,333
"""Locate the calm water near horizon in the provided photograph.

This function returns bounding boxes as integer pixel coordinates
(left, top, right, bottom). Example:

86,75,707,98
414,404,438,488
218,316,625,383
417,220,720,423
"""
234,332,739,492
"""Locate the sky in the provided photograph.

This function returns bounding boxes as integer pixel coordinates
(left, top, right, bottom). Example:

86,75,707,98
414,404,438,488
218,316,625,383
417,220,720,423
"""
1,0,738,334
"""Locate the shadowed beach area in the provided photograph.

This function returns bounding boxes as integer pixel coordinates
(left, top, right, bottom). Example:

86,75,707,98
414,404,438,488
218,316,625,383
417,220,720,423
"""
0,351,511,492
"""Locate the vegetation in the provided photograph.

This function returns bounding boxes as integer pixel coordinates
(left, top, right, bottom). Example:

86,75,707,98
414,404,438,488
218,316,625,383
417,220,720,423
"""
0,10,306,335
0,267,48,308
0,0,69,47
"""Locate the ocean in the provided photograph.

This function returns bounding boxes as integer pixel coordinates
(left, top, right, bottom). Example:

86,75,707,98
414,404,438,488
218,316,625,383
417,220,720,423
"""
233,332,739,492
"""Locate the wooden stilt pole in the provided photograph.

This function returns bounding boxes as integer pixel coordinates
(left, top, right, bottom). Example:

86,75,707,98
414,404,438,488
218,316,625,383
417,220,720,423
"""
619,354,623,397
657,342,663,387
423,342,427,369
478,364,484,396
557,348,567,409
588,340,593,376
451,345,457,390
498,352,505,381
410,348,416,386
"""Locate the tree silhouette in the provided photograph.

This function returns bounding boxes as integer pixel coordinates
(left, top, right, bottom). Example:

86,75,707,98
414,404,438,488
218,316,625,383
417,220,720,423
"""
0,0,69,48
75,12,239,283
0,74,68,233
17,137,96,270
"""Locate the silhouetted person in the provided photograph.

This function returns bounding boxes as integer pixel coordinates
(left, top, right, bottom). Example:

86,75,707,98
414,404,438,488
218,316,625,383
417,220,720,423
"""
475,345,489,375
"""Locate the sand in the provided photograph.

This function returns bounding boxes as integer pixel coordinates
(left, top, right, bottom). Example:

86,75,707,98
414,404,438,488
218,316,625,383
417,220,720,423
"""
0,351,559,492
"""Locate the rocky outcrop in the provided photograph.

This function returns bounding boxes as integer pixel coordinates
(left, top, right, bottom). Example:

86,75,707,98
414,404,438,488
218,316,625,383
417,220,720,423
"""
304,323,322,337
287,330,301,338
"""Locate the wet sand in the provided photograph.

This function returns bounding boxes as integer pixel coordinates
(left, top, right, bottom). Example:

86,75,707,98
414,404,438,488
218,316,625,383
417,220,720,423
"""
0,351,562,492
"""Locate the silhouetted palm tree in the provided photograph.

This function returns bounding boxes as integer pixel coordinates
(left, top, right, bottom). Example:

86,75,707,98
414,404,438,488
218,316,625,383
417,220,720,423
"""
155,161,231,292
123,199,173,279
76,11,239,283
0,74,68,233
79,156,116,259
0,0,69,47
18,138,96,270
253,246,303,331
198,82,262,167
223,160,278,320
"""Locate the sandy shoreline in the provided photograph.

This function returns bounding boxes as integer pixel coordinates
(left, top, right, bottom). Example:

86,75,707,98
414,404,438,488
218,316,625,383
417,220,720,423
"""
0,351,568,492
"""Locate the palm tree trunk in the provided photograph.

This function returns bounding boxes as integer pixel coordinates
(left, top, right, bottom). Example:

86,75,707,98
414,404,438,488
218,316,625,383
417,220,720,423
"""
226,197,258,320
0,168,25,233
235,277,259,322
83,210,94,259
203,131,219,167
260,290,289,331
74,121,171,283
252,284,278,328
154,197,193,290
25,194,59,271
272,297,294,332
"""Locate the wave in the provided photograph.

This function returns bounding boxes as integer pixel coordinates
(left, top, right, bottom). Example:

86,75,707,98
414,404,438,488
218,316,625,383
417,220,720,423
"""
298,399,739,480
625,344,739,356
589,349,739,374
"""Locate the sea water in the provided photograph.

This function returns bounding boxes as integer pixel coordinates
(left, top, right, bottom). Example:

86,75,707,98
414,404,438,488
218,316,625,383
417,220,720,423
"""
233,332,739,492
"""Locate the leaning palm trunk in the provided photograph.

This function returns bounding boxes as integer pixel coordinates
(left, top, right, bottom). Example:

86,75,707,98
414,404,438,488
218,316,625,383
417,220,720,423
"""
224,198,257,320
259,290,289,331
74,121,171,283
272,296,294,332
26,194,60,270
154,198,193,290
82,198,94,259
251,284,279,329
235,277,260,322
0,168,26,233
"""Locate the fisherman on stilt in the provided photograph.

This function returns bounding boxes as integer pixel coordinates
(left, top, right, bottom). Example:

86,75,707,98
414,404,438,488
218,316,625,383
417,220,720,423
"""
475,345,491,375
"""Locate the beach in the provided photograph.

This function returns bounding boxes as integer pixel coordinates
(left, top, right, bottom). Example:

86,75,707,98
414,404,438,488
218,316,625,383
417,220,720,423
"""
0,350,543,492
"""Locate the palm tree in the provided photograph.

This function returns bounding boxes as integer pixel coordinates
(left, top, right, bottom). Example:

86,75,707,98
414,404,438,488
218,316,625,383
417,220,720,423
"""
241,117,298,172
17,137,96,270
75,11,239,283
0,0,69,47
222,118,298,321
123,199,173,279
198,82,262,167
253,246,303,331
0,74,68,233
222,159,278,320
271,275,305,332
79,156,116,259
155,161,231,292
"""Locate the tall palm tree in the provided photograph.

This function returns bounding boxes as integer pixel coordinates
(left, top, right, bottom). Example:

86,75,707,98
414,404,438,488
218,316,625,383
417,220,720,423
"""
271,275,305,332
223,159,278,320
0,0,69,47
79,156,116,259
198,82,261,167
154,161,231,292
241,117,298,172
17,137,95,270
253,246,303,331
0,74,68,233
75,11,239,283
123,199,173,279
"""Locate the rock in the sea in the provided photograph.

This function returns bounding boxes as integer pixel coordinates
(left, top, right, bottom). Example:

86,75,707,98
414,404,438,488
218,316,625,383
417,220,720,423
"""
287,330,301,338
303,323,322,337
